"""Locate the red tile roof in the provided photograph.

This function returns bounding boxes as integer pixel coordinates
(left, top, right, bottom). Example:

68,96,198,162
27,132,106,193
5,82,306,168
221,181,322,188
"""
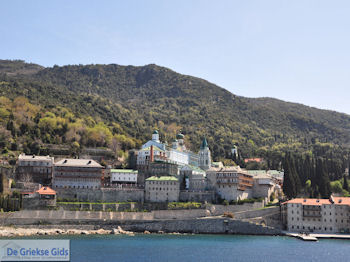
283,197,350,206
36,187,56,195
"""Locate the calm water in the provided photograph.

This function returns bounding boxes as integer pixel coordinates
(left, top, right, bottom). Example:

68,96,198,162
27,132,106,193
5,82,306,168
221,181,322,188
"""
6,234,350,262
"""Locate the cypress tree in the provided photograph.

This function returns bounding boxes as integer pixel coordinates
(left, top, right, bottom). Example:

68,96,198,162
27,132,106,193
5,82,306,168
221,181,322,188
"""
289,153,301,196
317,158,331,198
343,174,349,191
283,154,296,198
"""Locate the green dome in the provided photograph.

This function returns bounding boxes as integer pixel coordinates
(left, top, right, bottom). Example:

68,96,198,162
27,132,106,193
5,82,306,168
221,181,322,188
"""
153,130,159,134
200,137,208,149
176,133,184,139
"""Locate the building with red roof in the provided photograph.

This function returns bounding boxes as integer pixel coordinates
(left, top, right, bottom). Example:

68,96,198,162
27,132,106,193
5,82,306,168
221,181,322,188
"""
282,196,350,233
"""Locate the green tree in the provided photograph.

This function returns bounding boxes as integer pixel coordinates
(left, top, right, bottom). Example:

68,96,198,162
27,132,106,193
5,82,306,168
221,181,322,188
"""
343,174,349,191
283,155,296,198
317,158,331,198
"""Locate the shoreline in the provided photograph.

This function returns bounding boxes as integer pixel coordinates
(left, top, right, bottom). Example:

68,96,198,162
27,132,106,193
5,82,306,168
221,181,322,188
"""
1,226,349,240
0,225,283,237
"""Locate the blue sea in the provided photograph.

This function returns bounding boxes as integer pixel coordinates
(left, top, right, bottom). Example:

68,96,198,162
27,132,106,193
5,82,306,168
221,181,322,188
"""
6,234,350,262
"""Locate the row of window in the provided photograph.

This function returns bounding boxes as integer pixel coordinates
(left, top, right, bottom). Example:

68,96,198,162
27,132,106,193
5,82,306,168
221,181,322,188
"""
291,225,333,231
149,187,176,191
291,204,348,209
148,181,177,185
20,161,51,166
291,216,350,223
292,210,350,216
54,185,99,189
217,173,238,178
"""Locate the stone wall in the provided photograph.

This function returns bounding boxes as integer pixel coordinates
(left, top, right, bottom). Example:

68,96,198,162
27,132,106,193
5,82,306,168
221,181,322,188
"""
0,210,154,225
0,209,209,225
153,209,209,220
57,202,145,212
119,219,281,235
233,206,280,219
179,191,215,202
56,188,144,202
208,202,264,216
12,218,282,235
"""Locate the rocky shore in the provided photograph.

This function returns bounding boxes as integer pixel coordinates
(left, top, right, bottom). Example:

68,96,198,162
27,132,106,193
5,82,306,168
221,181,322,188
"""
0,226,138,237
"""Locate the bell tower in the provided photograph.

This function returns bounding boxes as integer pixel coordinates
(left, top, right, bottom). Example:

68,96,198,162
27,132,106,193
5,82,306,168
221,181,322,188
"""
199,137,211,171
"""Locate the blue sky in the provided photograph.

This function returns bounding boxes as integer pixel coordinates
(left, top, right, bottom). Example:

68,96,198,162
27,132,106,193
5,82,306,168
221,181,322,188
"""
2,0,350,114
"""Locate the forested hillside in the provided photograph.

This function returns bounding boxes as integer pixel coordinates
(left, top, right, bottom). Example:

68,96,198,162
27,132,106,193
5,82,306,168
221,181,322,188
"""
0,59,350,172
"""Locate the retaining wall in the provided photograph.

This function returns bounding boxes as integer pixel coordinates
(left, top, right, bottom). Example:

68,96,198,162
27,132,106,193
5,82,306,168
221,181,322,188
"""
56,188,144,202
233,207,280,220
208,202,264,216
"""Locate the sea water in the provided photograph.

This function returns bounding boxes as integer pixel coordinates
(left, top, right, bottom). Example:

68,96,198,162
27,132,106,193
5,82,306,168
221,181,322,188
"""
4,234,350,262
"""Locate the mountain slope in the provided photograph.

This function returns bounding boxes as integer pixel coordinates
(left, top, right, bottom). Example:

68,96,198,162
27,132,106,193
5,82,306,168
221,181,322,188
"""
0,60,349,162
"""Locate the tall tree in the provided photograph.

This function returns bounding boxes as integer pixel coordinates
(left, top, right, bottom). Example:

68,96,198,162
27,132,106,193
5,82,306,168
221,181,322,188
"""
317,158,331,198
343,174,349,192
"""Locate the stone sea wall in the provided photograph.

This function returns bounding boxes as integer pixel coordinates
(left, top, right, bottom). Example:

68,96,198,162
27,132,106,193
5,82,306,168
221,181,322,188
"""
2,218,281,236
117,219,281,235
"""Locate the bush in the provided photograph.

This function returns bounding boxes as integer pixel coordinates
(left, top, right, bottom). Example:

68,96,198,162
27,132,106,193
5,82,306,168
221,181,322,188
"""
12,191,20,198
223,212,234,218
167,202,202,210
223,200,229,206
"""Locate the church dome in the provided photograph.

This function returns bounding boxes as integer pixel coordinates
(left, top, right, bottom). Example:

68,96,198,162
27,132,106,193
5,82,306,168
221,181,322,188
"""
176,133,184,139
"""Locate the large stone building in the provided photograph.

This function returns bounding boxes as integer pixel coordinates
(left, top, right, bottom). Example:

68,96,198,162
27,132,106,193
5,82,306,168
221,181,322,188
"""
206,166,254,201
16,154,54,185
248,170,281,202
145,176,180,202
282,197,350,233
180,165,206,191
52,159,103,189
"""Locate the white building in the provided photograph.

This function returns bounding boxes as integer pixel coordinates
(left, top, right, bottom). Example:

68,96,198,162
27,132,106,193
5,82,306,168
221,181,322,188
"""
110,169,138,184
137,145,165,166
53,159,103,189
145,176,180,202
137,131,211,168
283,197,350,233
